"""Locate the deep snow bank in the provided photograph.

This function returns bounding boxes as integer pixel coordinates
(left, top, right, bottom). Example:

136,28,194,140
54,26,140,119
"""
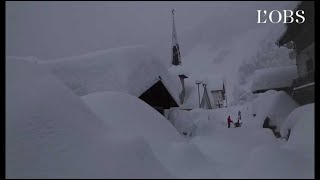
168,108,211,137
206,90,298,133
189,125,279,179
81,91,184,150
229,145,314,179
282,103,314,158
157,141,219,178
188,102,313,179
170,90,299,138
6,58,174,178
250,90,299,130
230,102,314,179
81,91,223,178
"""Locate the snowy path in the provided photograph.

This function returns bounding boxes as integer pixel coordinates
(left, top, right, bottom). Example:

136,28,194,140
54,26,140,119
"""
190,126,279,178
166,103,279,178
168,101,314,179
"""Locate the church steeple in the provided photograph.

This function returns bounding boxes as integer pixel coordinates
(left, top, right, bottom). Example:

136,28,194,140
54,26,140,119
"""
171,9,182,66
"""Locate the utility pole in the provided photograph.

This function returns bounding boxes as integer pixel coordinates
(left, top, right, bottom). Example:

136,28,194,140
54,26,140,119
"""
223,79,227,108
225,94,228,108
195,80,202,108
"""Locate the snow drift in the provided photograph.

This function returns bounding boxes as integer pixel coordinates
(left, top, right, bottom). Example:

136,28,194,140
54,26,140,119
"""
230,145,314,179
229,103,314,178
250,90,299,130
6,58,174,178
81,91,184,150
282,103,314,158
81,91,223,178
168,108,210,137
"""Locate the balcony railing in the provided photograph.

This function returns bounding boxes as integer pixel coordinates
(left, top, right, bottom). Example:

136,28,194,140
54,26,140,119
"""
292,70,314,88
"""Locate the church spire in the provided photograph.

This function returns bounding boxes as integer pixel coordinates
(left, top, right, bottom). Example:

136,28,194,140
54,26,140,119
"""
171,9,182,66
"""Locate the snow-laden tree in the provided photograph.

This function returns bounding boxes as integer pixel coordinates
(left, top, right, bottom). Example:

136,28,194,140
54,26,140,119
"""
238,26,295,85
230,85,258,106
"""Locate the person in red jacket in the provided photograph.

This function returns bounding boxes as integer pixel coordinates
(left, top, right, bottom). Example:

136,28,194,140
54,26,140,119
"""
227,115,233,128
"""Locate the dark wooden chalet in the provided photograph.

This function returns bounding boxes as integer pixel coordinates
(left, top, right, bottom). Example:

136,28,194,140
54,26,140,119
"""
276,1,314,105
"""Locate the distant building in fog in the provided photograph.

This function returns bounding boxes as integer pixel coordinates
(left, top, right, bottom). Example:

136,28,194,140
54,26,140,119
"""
200,76,226,109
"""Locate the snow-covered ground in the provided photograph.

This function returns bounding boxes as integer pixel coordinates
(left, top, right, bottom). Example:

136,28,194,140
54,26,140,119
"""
6,57,218,178
7,1,313,178
169,90,313,178
6,43,313,178
6,58,175,178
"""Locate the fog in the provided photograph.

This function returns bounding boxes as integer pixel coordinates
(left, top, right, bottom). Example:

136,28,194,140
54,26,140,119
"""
6,1,298,61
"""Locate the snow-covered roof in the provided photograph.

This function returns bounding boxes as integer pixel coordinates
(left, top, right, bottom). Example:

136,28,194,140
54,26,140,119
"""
202,76,224,92
168,65,189,77
180,78,202,109
40,46,181,105
251,65,297,92
6,58,180,178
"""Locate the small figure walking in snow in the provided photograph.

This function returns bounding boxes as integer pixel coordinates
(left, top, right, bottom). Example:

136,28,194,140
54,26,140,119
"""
234,110,242,128
227,116,233,128
238,111,241,123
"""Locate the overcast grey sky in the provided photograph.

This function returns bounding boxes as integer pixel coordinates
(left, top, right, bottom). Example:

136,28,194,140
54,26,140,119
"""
6,1,298,61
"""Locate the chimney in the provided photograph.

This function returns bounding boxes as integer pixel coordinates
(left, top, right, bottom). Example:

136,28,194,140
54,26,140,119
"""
178,74,188,104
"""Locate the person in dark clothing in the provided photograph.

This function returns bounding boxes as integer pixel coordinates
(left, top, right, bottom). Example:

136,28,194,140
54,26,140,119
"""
238,111,241,123
227,116,233,128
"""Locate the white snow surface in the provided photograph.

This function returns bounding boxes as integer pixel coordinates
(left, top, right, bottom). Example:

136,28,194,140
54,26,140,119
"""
81,91,221,178
283,103,314,159
280,103,314,138
168,108,209,137
168,64,189,77
81,91,184,150
229,102,314,178
171,93,313,178
7,57,313,178
6,58,175,178
194,74,224,92
250,90,299,130
180,77,204,109
251,65,297,91
40,46,181,105
230,144,314,179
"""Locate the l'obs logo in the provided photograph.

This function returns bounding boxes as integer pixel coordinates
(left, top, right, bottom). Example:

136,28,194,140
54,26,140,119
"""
257,10,305,24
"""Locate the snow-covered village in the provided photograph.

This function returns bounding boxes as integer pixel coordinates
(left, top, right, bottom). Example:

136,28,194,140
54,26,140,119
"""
6,1,314,179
